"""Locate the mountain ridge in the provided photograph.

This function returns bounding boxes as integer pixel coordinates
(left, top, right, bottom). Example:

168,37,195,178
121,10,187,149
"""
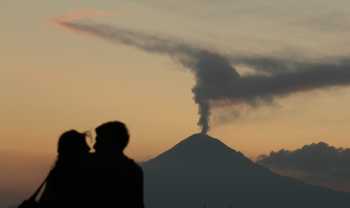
142,133,350,208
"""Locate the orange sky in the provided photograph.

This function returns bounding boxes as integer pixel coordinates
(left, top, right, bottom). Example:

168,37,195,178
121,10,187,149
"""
2,0,350,163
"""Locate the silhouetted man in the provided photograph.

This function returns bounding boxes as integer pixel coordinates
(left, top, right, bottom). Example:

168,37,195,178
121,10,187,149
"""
90,121,144,208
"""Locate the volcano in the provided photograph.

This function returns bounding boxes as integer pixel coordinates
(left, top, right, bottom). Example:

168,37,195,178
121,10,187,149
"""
142,134,350,208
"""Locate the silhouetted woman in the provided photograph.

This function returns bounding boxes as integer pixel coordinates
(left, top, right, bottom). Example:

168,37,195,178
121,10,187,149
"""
39,130,90,208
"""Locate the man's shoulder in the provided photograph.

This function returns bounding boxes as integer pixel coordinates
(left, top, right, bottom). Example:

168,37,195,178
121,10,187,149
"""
123,157,143,173
89,153,143,172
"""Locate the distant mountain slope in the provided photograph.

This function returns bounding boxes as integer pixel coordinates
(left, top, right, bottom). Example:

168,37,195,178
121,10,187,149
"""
143,134,350,208
257,142,350,192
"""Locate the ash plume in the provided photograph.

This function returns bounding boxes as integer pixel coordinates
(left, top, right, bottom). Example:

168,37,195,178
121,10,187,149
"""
54,19,350,134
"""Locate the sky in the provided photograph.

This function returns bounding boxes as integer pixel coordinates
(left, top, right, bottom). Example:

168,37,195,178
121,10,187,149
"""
2,0,350,157
2,1,350,203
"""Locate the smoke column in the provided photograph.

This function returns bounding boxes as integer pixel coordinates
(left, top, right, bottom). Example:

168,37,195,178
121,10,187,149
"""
54,19,350,134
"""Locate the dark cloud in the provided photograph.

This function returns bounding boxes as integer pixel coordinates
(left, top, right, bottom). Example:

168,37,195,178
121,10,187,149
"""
257,142,350,192
55,20,350,133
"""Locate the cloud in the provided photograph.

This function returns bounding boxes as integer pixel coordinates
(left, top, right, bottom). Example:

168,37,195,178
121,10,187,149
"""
51,9,113,32
53,16,350,133
257,142,350,192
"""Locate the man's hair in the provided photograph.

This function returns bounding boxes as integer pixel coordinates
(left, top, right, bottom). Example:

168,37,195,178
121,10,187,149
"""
95,121,130,151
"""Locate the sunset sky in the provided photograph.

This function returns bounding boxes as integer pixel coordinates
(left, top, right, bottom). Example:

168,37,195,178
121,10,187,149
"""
2,0,350,164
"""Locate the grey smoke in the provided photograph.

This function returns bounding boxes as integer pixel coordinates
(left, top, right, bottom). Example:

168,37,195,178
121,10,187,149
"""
56,20,350,134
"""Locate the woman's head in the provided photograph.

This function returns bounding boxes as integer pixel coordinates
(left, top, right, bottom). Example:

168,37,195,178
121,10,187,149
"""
57,130,90,159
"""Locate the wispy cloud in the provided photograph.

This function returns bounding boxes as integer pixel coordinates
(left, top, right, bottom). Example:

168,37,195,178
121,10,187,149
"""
51,9,113,33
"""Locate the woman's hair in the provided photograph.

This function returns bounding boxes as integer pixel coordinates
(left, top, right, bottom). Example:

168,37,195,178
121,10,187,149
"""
57,130,89,161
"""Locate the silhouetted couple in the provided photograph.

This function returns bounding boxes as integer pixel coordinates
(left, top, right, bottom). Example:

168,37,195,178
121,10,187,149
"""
27,121,144,208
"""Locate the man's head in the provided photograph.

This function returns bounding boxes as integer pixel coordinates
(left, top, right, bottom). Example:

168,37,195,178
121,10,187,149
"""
94,121,130,154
